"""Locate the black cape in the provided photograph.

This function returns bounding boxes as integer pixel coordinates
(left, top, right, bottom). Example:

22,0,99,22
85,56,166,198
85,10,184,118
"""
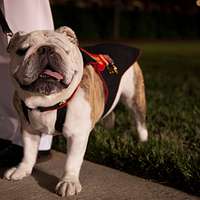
81,43,140,117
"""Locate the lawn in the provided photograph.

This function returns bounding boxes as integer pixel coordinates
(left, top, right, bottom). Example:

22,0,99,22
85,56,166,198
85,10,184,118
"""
53,41,200,196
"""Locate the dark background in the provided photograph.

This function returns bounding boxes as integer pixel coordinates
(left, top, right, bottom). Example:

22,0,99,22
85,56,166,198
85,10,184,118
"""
50,0,200,40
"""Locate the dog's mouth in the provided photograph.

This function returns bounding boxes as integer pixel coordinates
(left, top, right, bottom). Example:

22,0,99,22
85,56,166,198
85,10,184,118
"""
20,66,75,95
39,68,64,81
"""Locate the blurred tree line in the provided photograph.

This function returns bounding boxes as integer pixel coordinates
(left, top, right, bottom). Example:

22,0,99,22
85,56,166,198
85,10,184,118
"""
50,0,200,39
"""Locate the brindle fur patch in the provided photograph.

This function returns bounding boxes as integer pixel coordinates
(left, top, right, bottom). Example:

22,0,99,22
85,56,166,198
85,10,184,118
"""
80,65,105,127
133,62,146,124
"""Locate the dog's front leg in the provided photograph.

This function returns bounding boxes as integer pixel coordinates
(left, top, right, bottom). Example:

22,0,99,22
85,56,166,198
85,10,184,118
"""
4,130,40,180
56,133,90,197
55,89,92,197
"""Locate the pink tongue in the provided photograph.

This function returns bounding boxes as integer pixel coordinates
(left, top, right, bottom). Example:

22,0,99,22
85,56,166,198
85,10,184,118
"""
42,69,63,80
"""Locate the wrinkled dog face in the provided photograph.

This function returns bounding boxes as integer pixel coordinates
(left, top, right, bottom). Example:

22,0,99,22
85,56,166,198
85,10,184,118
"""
8,27,83,96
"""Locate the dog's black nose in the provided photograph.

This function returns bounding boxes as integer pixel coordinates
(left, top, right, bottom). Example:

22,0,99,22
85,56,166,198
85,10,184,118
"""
37,46,53,55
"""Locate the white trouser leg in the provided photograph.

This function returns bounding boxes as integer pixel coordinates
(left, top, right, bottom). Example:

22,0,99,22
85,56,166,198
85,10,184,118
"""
12,129,53,151
38,134,53,151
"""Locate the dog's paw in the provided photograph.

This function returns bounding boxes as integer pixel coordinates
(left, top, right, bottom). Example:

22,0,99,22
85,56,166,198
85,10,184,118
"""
137,124,148,142
55,176,82,197
4,167,31,180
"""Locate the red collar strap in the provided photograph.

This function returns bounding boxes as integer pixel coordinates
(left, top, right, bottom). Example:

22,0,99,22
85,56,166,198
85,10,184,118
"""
37,85,79,112
22,85,79,113
21,85,79,132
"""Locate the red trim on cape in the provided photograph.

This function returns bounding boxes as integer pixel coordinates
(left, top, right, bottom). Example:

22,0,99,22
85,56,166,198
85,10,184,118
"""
80,47,109,104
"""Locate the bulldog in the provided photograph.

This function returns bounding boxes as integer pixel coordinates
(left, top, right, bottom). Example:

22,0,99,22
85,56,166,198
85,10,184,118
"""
4,26,148,197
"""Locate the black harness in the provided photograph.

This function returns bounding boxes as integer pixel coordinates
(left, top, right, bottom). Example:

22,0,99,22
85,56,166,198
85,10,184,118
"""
21,101,67,133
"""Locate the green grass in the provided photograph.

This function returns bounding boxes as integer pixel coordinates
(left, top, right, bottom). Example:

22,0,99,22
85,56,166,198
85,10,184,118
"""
53,41,200,196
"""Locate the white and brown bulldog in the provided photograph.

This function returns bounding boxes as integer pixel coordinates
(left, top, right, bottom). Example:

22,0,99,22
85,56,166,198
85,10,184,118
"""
4,26,148,197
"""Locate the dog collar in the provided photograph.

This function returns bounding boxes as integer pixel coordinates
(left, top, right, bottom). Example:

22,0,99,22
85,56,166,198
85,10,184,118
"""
21,85,79,132
22,99,68,113
22,85,79,113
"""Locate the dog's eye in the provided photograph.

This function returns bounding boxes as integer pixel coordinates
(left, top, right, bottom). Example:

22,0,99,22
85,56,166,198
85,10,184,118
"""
16,47,29,56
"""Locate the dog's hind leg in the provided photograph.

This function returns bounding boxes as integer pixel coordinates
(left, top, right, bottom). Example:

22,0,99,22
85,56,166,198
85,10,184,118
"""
120,62,148,142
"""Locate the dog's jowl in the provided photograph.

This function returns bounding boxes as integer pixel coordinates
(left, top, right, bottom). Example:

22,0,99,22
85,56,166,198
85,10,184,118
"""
4,26,148,197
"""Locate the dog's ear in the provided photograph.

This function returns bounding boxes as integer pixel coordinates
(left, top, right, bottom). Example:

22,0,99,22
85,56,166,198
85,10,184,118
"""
7,31,26,53
56,26,78,45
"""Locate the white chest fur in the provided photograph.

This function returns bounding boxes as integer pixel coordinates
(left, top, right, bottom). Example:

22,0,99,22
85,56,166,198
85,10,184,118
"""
28,109,57,134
